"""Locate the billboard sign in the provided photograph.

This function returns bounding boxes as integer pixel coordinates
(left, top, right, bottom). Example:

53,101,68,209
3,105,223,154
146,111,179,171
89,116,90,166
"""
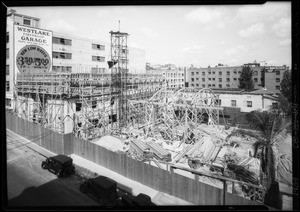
14,25,52,73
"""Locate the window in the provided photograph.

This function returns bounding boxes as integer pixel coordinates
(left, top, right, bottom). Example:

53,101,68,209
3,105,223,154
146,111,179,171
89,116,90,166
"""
212,78,215,81
196,78,199,80
208,78,211,81
212,84,215,87
6,81,9,92
216,99,221,105
231,100,236,107
208,71,211,74
202,78,205,82
202,72,205,76
219,71,222,75
219,84,222,88
226,84,230,87
247,101,252,107
53,52,72,59
202,84,205,88
226,78,230,82
253,71,258,76
276,70,280,75
6,65,9,75
92,100,97,109
208,84,211,87
227,71,230,75
212,71,215,74
191,84,194,87
252,78,257,82
52,66,72,72
276,78,280,83
53,37,72,45
6,49,9,59
238,71,241,74
92,43,105,50
272,102,278,109
219,78,222,82
191,78,194,82
276,86,280,90
76,102,82,111
196,84,199,87
191,72,194,76
6,32,9,43
23,19,31,25
92,56,105,62
233,70,237,74
233,78,237,81
196,72,199,75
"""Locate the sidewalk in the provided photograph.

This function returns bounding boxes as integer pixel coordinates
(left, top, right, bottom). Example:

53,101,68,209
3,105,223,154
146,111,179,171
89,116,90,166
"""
7,130,193,205
70,154,193,205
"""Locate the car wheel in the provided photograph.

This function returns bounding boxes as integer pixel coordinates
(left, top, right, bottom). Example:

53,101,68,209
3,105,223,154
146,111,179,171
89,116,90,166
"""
57,171,63,178
41,162,47,169
79,183,88,193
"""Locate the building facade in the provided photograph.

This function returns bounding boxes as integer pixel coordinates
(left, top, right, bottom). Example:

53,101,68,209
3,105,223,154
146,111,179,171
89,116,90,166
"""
6,10,146,108
187,62,288,95
146,63,185,89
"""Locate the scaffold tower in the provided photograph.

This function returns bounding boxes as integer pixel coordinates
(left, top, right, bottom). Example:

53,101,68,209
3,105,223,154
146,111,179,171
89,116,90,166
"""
109,30,129,134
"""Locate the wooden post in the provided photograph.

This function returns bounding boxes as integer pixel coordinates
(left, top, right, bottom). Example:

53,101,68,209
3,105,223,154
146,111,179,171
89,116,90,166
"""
223,180,227,205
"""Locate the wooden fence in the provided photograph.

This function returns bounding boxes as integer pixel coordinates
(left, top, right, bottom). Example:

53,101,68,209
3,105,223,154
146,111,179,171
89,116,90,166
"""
73,136,261,205
6,111,65,154
6,110,262,205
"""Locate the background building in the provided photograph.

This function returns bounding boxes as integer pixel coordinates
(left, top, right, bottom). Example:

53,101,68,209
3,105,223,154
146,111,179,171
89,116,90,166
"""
146,63,185,89
187,62,288,95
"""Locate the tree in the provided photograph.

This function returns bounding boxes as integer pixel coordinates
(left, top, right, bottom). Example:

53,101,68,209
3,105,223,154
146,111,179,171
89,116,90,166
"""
272,70,293,118
225,110,291,208
238,66,255,91
280,70,292,103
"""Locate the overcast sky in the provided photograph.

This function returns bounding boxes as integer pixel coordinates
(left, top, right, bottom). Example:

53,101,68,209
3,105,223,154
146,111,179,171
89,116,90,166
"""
10,2,291,68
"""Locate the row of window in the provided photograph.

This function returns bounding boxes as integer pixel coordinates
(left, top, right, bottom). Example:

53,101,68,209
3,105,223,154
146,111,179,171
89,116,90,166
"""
53,37,105,51
191,78,238,82
163,73,184,77
191,84,231,88
191,70,260,76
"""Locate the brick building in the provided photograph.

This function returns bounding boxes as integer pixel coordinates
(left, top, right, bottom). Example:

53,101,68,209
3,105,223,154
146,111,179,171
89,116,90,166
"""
187,62,288,95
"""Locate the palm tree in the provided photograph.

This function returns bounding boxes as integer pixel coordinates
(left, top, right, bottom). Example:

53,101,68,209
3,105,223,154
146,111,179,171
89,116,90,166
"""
225,110,291,207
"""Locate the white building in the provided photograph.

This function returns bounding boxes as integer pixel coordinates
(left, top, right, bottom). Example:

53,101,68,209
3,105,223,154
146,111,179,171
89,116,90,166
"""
146,64,185,89
214,88,278,113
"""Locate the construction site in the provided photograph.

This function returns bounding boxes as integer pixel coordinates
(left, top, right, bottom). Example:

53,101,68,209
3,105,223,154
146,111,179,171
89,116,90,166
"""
11,30,275,205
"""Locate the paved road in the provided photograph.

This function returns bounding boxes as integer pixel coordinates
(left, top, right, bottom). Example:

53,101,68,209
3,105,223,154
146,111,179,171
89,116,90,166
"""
6,130,99,207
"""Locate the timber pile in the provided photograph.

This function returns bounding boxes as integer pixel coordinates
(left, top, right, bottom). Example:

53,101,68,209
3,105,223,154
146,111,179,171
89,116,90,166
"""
147,142,172,162
129,139,153,161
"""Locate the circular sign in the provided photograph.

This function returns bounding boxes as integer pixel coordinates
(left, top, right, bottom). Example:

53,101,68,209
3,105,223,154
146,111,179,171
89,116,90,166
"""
16,45,51,73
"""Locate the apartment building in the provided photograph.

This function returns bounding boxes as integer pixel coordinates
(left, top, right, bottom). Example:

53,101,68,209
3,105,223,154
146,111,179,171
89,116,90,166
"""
146,64,185,89
6,10,146,107
187,62,288,95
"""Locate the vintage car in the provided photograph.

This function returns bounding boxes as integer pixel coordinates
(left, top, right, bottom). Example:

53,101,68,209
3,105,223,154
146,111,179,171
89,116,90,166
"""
79,175,119,205
41,155,75,177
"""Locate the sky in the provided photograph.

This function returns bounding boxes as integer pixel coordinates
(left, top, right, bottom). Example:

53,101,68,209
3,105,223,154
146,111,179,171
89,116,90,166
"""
10,2,291,68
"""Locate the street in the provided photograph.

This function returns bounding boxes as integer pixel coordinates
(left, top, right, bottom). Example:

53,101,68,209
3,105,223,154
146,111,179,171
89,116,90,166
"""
6,130,99,207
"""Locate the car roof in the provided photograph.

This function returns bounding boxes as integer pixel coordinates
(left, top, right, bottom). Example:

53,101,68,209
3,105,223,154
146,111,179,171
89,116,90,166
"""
91,176,117,190
51,155,73,163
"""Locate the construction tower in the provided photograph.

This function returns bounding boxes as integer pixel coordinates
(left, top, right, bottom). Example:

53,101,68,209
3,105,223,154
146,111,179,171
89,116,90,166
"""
109,30,129,134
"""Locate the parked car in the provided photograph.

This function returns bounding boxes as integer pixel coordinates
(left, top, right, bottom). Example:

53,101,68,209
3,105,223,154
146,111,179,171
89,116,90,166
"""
79,175,119,206
41,155,75,177
117,193,156,206
131,193,156,206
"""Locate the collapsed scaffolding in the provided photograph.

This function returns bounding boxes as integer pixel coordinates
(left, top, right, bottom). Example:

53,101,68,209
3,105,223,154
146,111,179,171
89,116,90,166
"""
128,87,223,142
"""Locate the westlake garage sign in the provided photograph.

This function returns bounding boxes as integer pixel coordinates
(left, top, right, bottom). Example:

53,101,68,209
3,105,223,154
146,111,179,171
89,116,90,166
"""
14,25,52,73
